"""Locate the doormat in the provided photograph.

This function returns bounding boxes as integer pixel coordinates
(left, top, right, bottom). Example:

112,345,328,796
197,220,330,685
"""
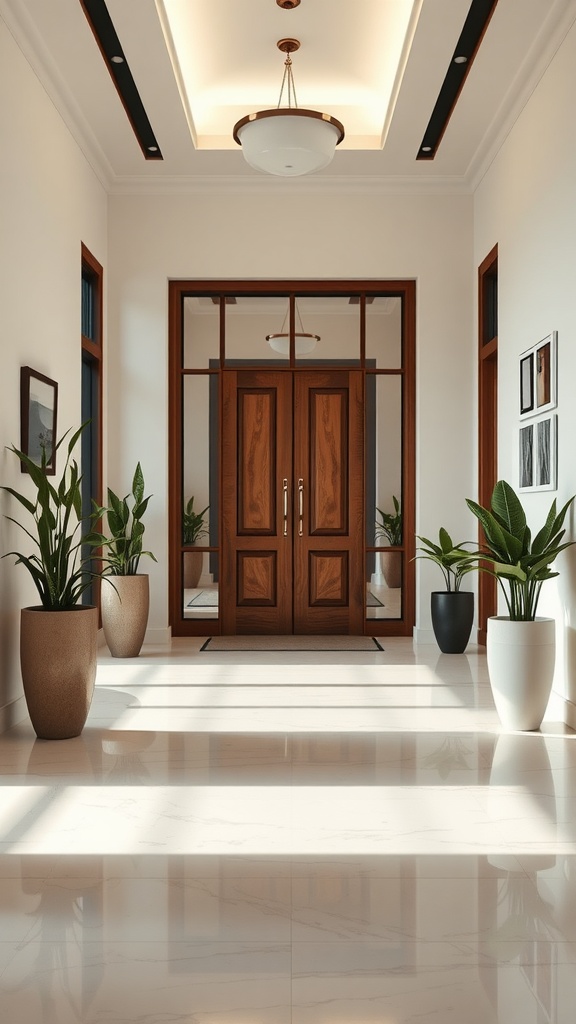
200,636,384,652
187,591,219,607
190,592,381,609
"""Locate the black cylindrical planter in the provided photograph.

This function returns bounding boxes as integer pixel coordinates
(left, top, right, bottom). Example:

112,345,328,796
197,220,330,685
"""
431,591,474,653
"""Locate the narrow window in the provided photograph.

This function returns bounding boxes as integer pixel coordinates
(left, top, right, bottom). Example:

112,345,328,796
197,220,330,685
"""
81,244,103,606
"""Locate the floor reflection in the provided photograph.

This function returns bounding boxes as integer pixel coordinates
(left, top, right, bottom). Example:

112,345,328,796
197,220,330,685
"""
1,854,575,1022
0,638,575,1021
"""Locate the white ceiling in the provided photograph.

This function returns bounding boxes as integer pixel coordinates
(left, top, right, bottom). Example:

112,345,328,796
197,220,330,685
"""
2,0,576,192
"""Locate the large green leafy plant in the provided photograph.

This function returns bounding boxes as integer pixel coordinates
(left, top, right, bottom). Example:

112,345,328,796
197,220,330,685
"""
466,480,575,620
2,425,95,610
87,463,156,576
415,529,477,592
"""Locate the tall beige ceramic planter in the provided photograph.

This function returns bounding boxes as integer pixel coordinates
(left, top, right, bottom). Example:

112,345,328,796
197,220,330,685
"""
101,575,149,658
20,605,98,740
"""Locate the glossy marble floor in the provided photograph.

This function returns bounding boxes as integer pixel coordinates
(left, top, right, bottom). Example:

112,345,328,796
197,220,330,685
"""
1,637,576,1022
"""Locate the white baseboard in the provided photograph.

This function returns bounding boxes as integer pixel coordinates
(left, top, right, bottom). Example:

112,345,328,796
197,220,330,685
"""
561,695,576,731
144,627,172,646
412,627,437,645
0,695,28,733
98,626,172,647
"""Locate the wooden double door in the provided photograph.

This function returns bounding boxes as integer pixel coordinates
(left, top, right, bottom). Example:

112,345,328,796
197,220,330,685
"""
221,368,364,634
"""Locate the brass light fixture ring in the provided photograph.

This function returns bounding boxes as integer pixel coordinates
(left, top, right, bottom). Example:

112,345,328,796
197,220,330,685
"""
265,332,321,342
233,107,345,146
277,38,300,54
276,0,301,9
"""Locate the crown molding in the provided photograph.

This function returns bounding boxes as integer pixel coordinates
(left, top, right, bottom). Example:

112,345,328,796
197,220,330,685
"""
468,0,576,191
107,173,473,197
0,0,114,191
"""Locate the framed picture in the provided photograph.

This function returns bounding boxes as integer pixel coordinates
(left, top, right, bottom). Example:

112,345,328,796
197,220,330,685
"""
519,422,534,490
534,413,557,491
519,414,557,492
519,331,557,419
20,366,58,475
519,351,534,415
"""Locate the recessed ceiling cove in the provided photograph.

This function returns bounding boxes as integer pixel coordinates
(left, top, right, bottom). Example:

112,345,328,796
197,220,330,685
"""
157,0,419,150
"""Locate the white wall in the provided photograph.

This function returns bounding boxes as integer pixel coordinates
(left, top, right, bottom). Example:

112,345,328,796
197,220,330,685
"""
0,18,108,727
473,19,576,716
107,189,475,641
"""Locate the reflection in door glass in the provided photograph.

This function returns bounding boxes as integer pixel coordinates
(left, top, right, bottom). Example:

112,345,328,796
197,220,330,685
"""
183,552,219,621
225,297,290,364
295,296,360,362
365,375,402,546
365,553,402,620
366,296,402,368
183,295,221,369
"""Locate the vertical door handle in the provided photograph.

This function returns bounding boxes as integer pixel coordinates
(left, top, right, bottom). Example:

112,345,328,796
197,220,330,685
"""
283,478,288,536
298,478,304,537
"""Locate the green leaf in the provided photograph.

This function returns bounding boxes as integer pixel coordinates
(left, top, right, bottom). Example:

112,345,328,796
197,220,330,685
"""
439,527,453,553
132,462,145,505
466,499,510,559
491,480,527,541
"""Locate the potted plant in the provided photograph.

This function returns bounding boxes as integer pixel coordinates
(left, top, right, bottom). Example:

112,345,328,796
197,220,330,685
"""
86,463,156,658
466,480,575,730
375,496,402,588
183,496,209,590
415,529,477,653
2,426,98,739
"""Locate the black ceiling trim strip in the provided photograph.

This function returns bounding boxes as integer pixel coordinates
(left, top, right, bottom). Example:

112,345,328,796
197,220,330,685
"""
79,0,163,161
416,0,499,161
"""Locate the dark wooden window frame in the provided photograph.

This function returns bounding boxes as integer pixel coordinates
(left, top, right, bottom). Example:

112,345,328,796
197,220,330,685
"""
478,245,498,643
81,243,104,611
168,279,416,638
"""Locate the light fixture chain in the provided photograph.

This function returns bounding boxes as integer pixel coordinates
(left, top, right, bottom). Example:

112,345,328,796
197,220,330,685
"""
277,52,298,109
287,56,298,108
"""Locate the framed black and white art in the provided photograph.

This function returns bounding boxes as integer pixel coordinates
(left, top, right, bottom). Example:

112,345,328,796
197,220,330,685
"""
519,414,557,492
519,332,557,419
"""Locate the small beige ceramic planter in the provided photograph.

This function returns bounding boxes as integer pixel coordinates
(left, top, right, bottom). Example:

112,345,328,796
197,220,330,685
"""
20,605,98,740
101,575,150,658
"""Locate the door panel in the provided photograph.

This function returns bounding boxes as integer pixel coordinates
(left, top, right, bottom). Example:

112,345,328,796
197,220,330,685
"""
221,370,293,634
222,368,364,634
309,389,348,534
294,371,364,634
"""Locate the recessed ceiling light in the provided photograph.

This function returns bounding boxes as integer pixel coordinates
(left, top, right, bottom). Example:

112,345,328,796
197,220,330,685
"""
110,54,124,64
147,145,158,152
421,146,432,152
454,55,467,64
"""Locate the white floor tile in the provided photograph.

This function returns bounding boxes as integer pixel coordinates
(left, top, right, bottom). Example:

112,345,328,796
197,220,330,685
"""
1,637,575,1021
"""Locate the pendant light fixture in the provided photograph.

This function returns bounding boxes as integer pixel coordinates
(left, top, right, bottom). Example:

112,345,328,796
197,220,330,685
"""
233,38,345,177
266,301,320,355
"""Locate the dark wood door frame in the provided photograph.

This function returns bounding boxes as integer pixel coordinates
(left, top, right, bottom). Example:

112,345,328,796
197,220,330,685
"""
168,279,416,637
478,246,498,644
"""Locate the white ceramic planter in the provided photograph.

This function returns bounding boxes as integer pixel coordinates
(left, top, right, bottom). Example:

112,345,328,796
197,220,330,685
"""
486,616,556,731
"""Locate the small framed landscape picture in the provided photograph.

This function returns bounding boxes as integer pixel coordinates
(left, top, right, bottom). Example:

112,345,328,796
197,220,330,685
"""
20,366,58,475
519,331,557,419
